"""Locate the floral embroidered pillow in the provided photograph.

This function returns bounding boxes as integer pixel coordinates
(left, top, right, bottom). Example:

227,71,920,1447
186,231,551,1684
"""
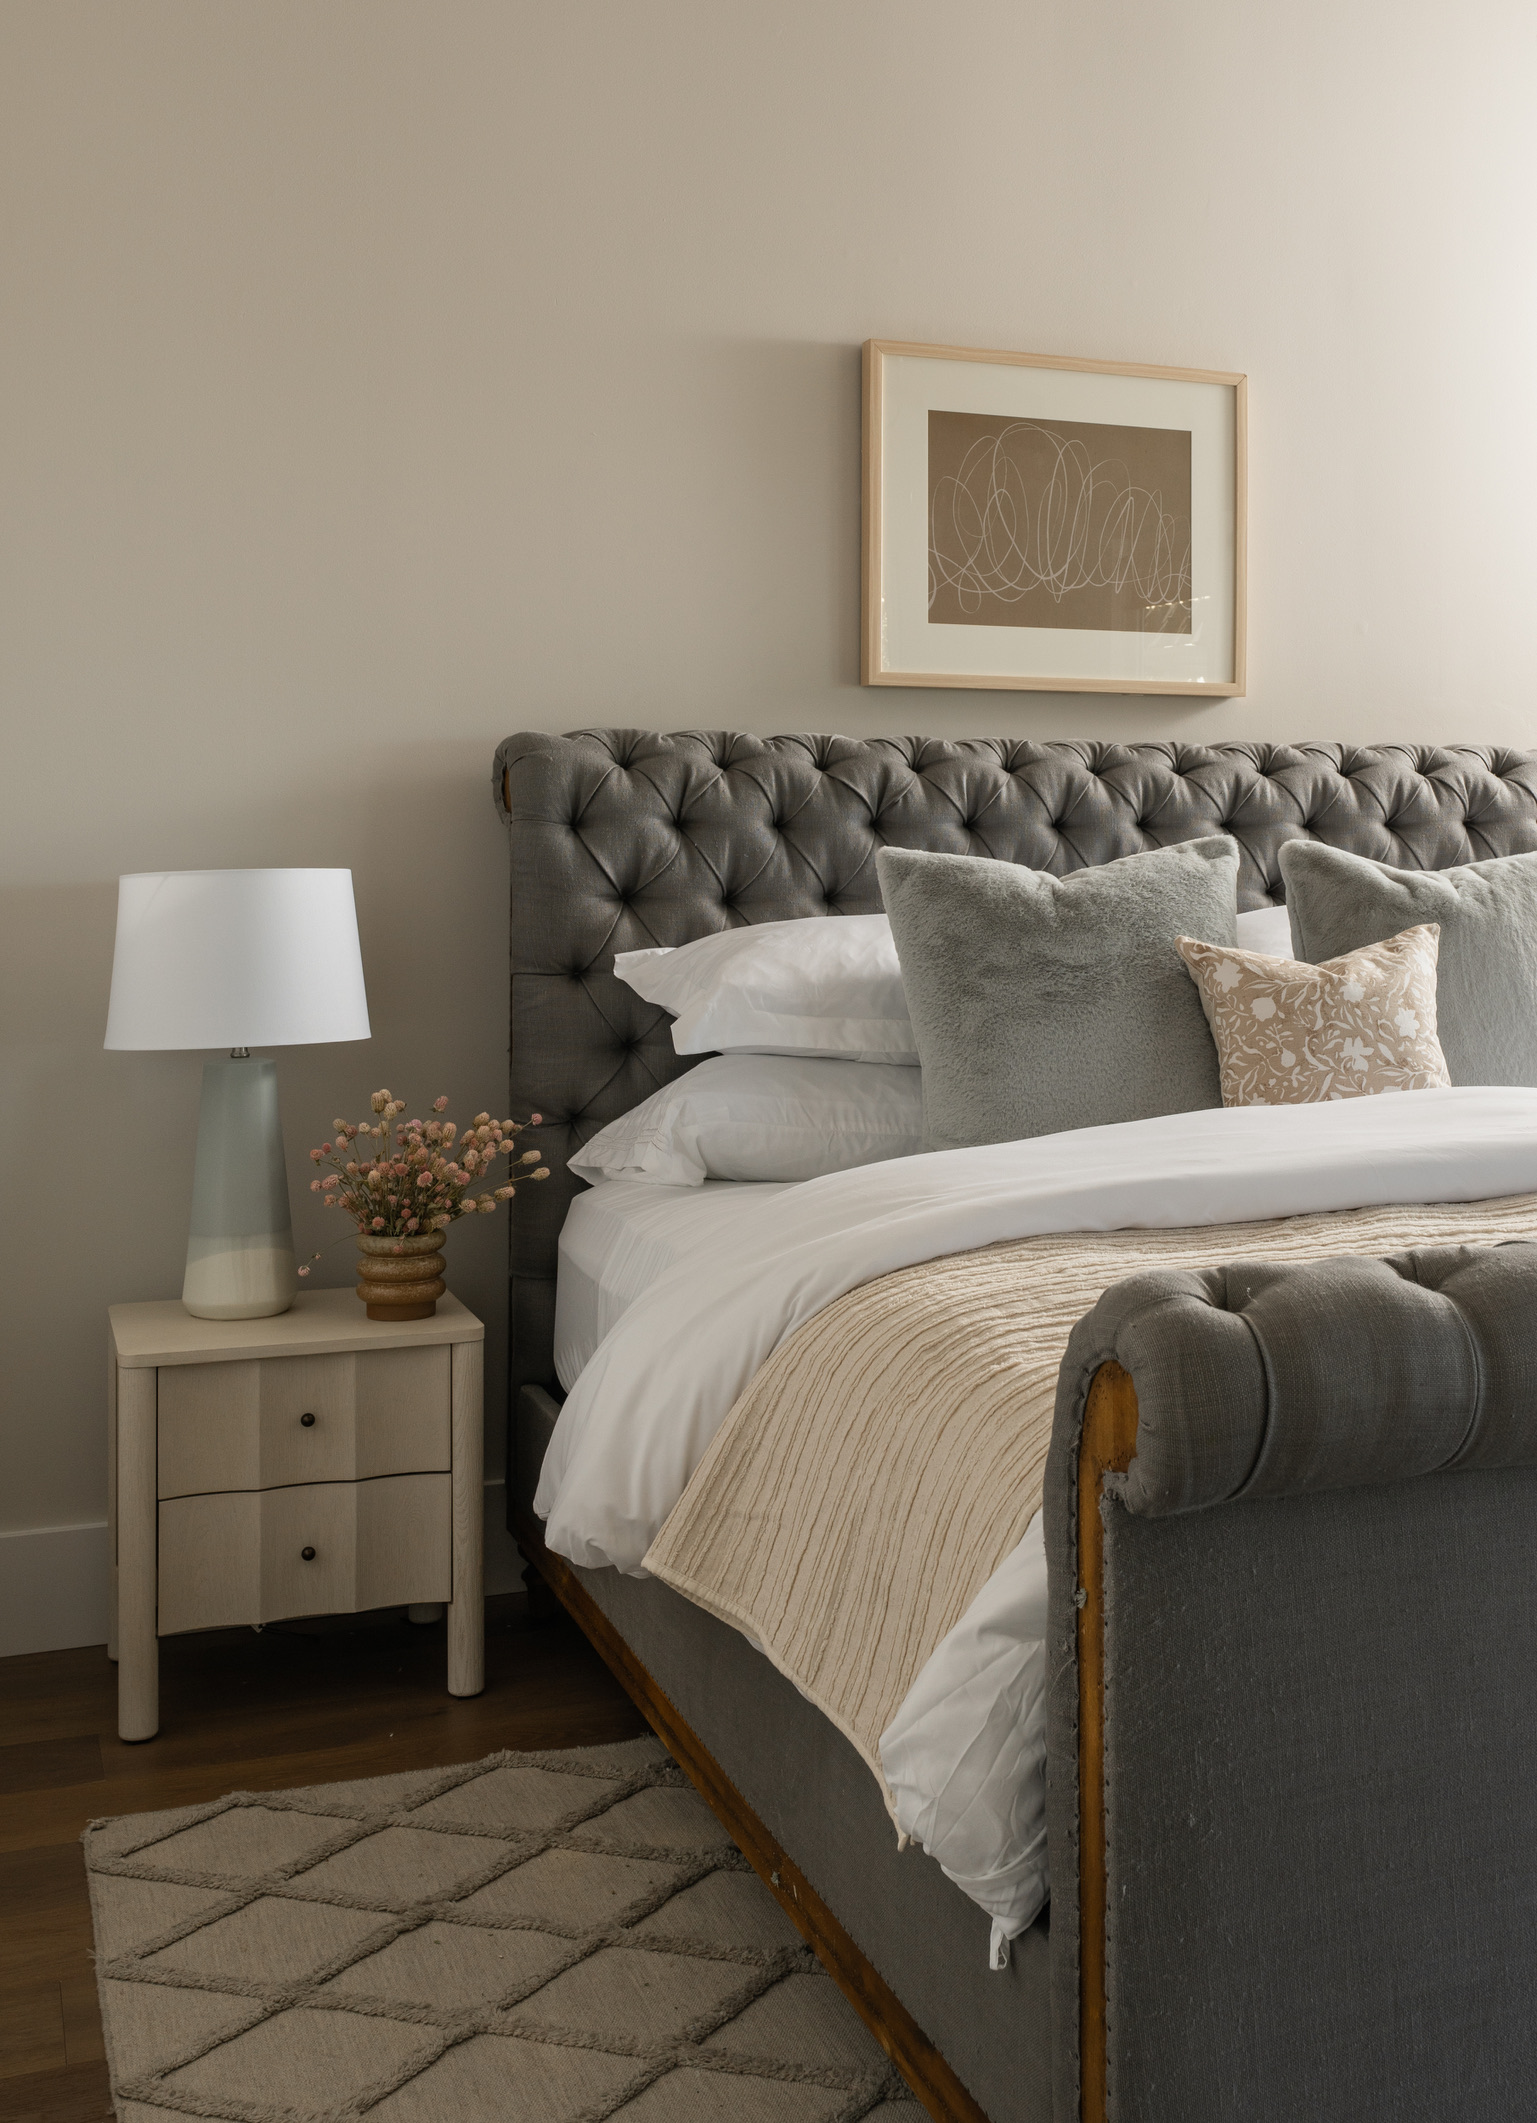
1175,923,1451,1107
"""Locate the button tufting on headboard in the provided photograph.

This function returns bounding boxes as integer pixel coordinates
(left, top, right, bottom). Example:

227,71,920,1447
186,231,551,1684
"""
493,731,1537,1420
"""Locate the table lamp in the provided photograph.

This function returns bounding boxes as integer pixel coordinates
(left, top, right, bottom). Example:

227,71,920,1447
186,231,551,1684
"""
105,869,371,1319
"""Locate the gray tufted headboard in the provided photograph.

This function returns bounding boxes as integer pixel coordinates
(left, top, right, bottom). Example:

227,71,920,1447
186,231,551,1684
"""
493,731,1537,1432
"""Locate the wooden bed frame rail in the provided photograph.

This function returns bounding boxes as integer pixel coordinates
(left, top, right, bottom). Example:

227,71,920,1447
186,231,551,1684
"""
515,1357,1136,2123
1077,1361,1140,2123
513,1511,991,2123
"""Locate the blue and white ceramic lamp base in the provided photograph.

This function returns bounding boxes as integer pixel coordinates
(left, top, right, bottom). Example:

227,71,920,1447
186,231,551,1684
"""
182,1055,298,1319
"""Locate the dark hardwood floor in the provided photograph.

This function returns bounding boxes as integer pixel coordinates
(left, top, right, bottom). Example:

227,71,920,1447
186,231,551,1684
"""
0,1593,646,2122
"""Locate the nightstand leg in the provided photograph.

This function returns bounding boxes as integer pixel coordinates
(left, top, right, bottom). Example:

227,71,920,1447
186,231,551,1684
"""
117,1367,159,1740
448,1339,484,1697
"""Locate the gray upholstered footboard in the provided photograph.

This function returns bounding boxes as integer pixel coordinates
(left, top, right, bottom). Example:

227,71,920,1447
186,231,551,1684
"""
1046,1241,1537,2123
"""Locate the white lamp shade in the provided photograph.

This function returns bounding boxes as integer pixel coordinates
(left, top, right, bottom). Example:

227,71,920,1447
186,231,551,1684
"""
104,869,372,1050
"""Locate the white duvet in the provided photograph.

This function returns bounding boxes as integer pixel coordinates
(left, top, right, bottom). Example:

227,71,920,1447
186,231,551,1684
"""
538,1088,1537,1956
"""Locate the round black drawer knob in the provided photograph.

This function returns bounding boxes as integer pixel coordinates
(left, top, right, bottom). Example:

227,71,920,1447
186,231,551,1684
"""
301,1546,316,1561
300,1413,316,1427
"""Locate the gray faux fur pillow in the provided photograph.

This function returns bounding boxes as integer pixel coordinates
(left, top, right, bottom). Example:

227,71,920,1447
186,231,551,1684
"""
1280,840,1537,1087
876,836,1239,1151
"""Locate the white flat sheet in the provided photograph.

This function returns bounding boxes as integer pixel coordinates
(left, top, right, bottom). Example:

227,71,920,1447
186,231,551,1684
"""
555,1178,793,1390
540,1087,1537,1958
879,1511,1048,1964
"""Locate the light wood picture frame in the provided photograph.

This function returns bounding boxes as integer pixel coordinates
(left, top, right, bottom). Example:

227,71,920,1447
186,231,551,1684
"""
862,339,1247,695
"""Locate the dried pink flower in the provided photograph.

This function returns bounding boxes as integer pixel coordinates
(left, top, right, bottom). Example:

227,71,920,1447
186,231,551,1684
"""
433,1096,449,1112
309,1092,546,1249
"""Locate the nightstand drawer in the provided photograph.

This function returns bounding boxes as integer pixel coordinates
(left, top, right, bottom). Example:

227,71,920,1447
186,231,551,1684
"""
157,1473,452,1634
157,1345,451,1498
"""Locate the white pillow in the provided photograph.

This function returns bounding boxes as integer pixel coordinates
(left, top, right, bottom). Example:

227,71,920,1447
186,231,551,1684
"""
568,1053,925,1186
1235,903,1294,954
616,900,1283,1068
614,914,918,1063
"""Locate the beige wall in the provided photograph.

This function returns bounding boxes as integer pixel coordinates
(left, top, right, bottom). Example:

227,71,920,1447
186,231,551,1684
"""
3,1,1536,1617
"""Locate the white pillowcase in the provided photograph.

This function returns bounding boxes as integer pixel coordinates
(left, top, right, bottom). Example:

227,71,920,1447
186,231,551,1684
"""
616,902,1291,1068
568,1053,925,1187
614,914,917,1063
1234,902,1294,954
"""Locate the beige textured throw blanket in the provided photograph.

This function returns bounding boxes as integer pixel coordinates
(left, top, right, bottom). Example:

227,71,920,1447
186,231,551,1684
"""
644,1193,1537,1799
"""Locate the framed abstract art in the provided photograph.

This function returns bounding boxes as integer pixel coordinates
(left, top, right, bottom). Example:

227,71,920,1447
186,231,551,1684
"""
862,340,1247,695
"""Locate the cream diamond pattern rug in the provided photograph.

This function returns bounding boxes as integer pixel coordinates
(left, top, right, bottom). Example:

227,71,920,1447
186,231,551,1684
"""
85,1736,923,2122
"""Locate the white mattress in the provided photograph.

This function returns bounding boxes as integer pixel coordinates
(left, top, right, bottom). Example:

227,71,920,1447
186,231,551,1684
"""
554,1178,794,1391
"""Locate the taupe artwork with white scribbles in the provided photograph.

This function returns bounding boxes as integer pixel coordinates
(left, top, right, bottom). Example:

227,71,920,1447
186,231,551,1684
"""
928,409,1192,634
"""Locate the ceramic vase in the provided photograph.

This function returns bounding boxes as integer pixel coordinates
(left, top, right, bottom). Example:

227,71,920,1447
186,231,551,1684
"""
183,1056,298,1319
355,1229,447,1322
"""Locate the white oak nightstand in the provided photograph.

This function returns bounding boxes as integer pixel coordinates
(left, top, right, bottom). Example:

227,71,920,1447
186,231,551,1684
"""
107,1289,485,1742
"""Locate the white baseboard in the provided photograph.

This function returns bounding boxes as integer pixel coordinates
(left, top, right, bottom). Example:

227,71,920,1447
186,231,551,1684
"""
0,1480,529,1660
0,1520,111,1658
